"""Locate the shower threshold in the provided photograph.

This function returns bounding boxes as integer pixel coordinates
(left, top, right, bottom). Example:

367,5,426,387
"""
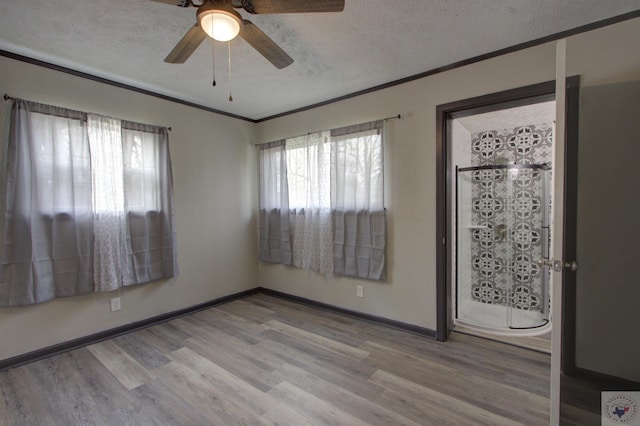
454,322,552,354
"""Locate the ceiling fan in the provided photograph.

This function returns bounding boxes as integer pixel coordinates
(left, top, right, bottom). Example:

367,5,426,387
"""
153,0,345,69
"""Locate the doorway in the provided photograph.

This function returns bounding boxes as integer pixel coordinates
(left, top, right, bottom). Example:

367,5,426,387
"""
452,102,555,346
436,81,557,345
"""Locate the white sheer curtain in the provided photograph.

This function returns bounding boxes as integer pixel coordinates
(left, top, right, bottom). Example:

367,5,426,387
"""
88,114,127,292
259,140,292,264
331,121,386,280
287,131,333,273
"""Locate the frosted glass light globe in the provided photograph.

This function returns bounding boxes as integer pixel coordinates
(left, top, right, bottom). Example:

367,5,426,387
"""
199,9,241,42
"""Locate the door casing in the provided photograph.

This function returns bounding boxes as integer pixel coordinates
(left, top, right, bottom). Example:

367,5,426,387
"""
435,78,579,351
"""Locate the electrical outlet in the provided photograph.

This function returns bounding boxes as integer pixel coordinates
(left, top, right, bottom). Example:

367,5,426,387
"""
356,285,363,298
110,297,121,312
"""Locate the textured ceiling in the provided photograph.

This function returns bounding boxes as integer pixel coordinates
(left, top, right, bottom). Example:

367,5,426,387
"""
1,1,639,121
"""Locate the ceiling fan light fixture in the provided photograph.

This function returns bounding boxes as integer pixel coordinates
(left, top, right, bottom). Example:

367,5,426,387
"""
197,2,242,42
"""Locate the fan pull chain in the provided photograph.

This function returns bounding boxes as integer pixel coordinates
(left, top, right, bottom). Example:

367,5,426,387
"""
211,19,216,87
211,38,217,87
228,41,233,102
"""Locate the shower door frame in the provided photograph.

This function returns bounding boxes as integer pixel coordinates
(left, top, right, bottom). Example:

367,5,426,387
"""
455,162,552,331
435,78,579,343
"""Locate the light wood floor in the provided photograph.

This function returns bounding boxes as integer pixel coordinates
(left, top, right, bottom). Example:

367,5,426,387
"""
0,293,556,425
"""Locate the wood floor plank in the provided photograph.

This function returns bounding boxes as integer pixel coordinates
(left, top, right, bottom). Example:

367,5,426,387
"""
87,339,156,390
166,347,272,418
0,349,140,425
215,298,276,323
367,335,550,397
257,330,384,401
267,381,371,426
264,319,370,361
111,330,172,370
362,340,550,424
30,350,137,424
154,357,265,425
207,306,273,337
445,333,551,381
129,380,214,425
272,311,366,348
174,313,286,390
183,334,282,392
169,314,241,348
271,362,422,426
0,364,59,425
370,369,528,425
145,320,193,349
191,308,265,344
0,375,9,424
261,328,378,379
260,400,323,426
253,294,362,333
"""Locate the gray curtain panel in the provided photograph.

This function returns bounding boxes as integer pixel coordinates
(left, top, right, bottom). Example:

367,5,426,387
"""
258,140,292,265
0,100,94,306
0,100,178,306
121,122,178,285
333,210,386,281
259,208,292,265
331,120,386,281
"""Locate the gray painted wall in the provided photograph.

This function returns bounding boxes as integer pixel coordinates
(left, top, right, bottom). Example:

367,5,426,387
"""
0,56,259,361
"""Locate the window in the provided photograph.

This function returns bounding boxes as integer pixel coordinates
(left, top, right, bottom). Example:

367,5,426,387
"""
285,131,331,210
122,128,163,212
30,108,91,215
0,99,178,306
259,120,386,280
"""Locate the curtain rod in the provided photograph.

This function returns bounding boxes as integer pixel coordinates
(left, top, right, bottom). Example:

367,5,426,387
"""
299,113,402,135
3,93,172,131
6,93,401,131
255,114,402,146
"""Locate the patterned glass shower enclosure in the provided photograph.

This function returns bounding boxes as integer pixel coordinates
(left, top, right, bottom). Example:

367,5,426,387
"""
456,163,551,330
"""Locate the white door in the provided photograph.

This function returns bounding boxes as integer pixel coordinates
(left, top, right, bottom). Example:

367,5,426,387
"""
552,17,640,425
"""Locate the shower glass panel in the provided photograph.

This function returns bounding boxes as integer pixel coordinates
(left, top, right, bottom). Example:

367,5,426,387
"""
456,163,550,331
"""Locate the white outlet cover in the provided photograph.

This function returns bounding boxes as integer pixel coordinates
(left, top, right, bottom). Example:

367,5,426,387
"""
110,297,121,312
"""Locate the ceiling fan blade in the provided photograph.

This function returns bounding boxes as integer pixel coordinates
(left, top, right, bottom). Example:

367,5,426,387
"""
164,24,207,63
148,0,186,5
242,0,344,14
240,20,293,69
